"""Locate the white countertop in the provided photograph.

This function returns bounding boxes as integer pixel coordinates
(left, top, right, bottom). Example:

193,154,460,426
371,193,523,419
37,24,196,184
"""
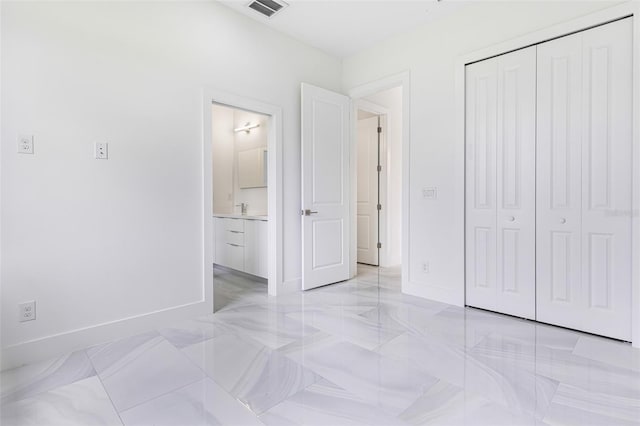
213,213,268,221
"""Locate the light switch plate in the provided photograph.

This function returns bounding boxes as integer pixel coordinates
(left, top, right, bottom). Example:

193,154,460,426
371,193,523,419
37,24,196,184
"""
423,187,437,200
18,135,34,154
95,142,108,159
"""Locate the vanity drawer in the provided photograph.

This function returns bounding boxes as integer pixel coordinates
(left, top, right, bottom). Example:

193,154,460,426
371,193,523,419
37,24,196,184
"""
224,218,244,232
225,230,244,246
222,242,244,271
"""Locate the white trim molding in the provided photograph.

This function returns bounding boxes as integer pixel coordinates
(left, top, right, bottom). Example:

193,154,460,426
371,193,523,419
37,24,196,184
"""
282,278,302,294
454,2,640,347
1,301,210,370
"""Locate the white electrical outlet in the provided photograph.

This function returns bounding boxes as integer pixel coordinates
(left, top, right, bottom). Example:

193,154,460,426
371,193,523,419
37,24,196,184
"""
95,142,108,159
19,301,36,322
422,262,430,273
18,135,34,154
423,187,437,200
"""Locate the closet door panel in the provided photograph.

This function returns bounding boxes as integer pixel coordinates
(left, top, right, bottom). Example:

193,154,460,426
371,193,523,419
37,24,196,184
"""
466,48,536,318
537,18,632,340
465,58,498,311
496,46,537,319
536,33,583,329
580,18,632,340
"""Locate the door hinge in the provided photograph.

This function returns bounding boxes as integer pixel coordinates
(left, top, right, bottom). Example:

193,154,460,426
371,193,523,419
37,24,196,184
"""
377,126,382,134
377,242,382,249
377,204,382,211
377,165,382,172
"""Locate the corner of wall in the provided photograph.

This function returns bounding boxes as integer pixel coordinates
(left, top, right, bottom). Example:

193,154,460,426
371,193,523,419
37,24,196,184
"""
402,281,464,307
280,278,301,295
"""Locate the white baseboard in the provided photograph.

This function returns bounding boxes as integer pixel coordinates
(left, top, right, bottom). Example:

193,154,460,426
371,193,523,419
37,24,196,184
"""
1,301,211,371
402,280,464,307
280,277,301,294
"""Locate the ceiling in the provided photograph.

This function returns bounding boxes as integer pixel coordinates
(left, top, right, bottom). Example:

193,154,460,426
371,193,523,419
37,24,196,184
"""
219,0,467,58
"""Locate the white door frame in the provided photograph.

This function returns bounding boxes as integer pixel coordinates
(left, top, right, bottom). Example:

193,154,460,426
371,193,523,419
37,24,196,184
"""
455,3,640,346
203,88,283,298
355,100,389,267
348,72,411,284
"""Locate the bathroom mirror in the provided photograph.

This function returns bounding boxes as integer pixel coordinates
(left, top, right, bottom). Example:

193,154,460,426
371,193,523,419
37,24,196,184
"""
238,148,267,188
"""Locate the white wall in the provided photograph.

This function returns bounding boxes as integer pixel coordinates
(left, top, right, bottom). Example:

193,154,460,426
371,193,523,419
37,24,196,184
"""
212,105,235,214
1,1,341,369
342,1,620,304
211,106,268,216
232,110,268,216
362,87,402,267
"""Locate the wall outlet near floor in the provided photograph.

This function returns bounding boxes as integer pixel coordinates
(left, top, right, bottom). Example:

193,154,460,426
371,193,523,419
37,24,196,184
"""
95,142,108,159
422,262,430,273
18,135,34,154
19,301,36,322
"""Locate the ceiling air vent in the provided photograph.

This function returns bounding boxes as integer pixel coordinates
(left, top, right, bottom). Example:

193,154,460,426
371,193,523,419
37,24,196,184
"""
247,0,288,18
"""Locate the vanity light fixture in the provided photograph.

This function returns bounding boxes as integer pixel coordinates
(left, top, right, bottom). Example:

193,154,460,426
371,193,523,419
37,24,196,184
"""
234,122,260,134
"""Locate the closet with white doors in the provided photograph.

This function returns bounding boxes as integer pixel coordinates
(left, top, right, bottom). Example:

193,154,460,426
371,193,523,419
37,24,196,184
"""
465,46,537,320
465,17,633,340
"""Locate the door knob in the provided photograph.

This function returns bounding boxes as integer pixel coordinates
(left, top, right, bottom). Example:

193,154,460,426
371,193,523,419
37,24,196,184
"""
302,209,318,216
507,216,515,222
560,218,567,224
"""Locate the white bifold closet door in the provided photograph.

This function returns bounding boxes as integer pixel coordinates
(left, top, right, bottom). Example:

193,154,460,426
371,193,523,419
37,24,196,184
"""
536,18,633,340
465,46,536,319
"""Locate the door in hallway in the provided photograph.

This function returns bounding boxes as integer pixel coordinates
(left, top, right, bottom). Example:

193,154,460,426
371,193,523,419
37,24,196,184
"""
357,115,380,266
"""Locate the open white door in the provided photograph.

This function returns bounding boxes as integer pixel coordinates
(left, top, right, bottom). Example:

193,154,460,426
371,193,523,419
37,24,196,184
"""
357,116,380,266
301,83,351,290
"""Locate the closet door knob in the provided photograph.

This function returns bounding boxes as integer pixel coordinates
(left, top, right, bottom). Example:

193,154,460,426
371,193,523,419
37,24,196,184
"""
507,216,515,222
560,218,567,224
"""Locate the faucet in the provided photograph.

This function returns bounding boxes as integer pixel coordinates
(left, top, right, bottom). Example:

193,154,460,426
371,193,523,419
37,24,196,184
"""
236,202,248,215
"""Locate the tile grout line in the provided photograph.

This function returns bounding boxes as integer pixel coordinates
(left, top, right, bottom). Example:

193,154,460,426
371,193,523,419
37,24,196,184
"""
174,334,266,420
85,351,126,426
116,375,203,417
0,351,100,408
90,334,166,382
86,335,203,417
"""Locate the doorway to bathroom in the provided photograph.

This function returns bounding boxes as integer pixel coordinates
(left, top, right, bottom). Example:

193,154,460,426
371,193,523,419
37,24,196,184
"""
212,104,269,309
203,90,283,312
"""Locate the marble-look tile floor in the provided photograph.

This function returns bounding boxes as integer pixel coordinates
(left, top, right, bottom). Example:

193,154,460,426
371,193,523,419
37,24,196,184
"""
2,265,639,425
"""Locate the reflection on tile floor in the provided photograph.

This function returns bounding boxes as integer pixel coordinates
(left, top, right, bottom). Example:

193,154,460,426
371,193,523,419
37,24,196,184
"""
1,264,639,425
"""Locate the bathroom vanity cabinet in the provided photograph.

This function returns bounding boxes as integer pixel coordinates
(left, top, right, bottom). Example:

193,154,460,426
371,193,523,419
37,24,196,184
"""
213,215,268,278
